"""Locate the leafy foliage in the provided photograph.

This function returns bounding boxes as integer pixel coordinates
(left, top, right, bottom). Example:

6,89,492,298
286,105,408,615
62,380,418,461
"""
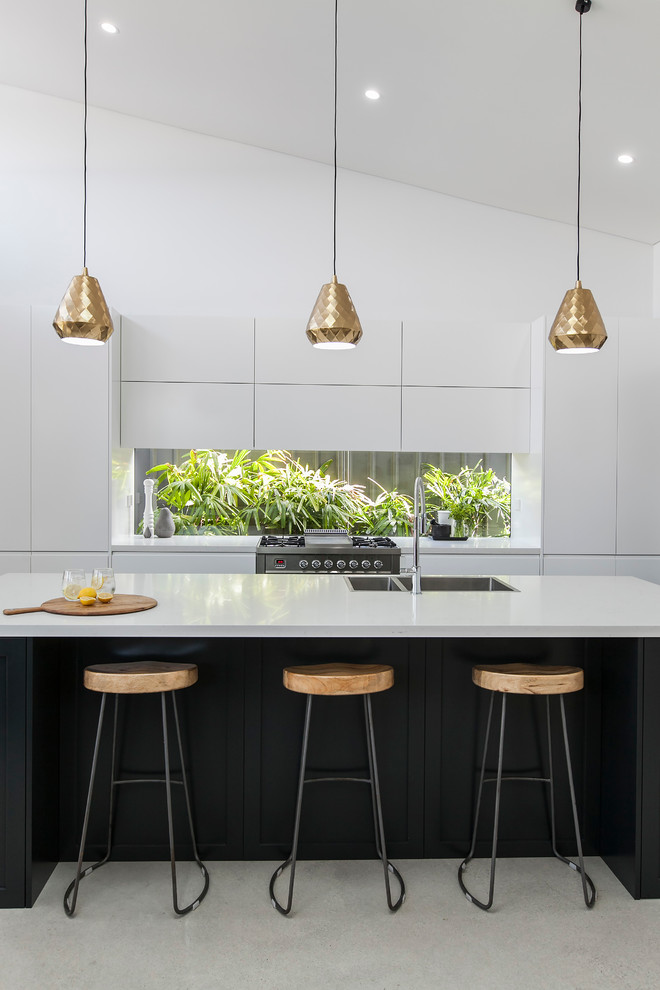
146,450,509,537
423,462,511,537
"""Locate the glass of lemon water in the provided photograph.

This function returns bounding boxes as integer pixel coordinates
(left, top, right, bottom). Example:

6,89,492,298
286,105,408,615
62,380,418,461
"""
62,569,86,601
92,568,116,603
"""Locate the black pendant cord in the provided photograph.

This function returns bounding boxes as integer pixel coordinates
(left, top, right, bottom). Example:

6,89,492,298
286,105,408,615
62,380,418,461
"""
332,0,338,279
576,7,583,284
83,0,88,270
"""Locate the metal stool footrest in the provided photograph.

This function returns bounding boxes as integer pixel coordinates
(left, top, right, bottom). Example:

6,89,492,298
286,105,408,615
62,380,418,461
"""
458,692,596,911
64,690,210,917
269,693,405,915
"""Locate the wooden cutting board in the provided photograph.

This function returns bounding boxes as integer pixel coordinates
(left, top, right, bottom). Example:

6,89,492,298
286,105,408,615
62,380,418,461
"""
3,594,158,616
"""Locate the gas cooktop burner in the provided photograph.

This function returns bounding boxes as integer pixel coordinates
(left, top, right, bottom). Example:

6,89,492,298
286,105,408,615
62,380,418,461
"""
352,536,398,549
259,535,305,548
257,534,397,549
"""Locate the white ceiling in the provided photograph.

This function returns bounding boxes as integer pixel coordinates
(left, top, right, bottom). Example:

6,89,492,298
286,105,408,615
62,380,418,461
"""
2,0,658,243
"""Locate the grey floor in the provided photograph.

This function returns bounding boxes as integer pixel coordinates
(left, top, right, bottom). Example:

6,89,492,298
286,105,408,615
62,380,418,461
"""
1,858,659,989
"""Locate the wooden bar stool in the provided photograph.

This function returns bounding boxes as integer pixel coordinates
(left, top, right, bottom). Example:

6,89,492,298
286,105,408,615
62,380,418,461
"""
458,663,596,911
64,661,210,917
269,663,405,915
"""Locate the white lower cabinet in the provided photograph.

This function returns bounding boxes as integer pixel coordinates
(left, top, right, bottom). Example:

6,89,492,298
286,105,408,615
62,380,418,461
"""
0,554,31,575
409,553,540,576
543,556,616,576
112,552,255,574
615,557,660,585
30,553,110,573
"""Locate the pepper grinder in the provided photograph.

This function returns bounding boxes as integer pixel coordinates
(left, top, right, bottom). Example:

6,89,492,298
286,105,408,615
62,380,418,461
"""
143,478,155,538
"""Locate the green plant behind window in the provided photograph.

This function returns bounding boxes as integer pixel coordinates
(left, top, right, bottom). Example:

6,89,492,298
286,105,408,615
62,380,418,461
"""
423,462,511,537
145,449,509,537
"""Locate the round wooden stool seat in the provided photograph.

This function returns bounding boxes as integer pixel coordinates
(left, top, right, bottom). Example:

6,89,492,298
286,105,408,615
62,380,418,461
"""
472,663,583,696
84,661,198,695
283,663,394,696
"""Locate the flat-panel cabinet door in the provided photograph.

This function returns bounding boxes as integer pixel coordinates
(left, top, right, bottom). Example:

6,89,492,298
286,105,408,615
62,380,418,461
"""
401,387,530,452
255,318,401,386
0,554,30,576
112,552,255,573
615,557,660,586
544,556,616,576
617,319,660,554
121,382,254,448
544,318,618,555
31,552,110,573
121,315,254,383
31,306,110,552
255,384,401,450
420,554,540,576
403,320,531,387
0,307,30,550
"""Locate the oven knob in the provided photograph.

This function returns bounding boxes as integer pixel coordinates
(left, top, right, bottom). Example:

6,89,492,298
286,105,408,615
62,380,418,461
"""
361,559,371,569
311,559,321,569
348,560,359,570
299,560,309,569
373,559,383,570
324,559,333,569
336,560,346,570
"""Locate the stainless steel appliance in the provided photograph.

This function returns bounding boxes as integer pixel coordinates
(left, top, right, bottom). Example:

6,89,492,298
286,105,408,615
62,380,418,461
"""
256,529,401,574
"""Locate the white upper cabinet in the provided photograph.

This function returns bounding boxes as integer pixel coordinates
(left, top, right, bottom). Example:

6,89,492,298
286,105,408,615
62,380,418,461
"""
401,387,530,452
255,384,400,450
121,315,254,383
255,318,402,386
543,318,618,555
402,321,531,387
0,307,30,551
617,318,660,554
121,382,254,449
31,305,110,552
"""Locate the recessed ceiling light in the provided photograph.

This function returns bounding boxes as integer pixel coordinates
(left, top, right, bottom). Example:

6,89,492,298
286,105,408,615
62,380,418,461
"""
617,153,634,164
364,89,380,101
100,22,119,34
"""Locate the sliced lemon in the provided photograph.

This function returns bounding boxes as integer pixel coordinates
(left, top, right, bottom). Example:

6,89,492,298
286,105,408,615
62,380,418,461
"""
63,583,82,600
78,596,96,607
77,586,97,600
97,592,114,603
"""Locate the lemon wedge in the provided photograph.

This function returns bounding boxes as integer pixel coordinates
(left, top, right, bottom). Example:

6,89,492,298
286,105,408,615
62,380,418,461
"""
77,586,97,600
78,596,96,607
97,592,114,603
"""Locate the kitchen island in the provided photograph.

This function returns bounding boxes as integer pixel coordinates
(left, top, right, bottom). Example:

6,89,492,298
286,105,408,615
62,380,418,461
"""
1,572,658,907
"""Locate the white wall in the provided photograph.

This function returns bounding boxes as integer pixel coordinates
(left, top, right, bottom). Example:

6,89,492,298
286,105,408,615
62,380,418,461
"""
0,84,651,322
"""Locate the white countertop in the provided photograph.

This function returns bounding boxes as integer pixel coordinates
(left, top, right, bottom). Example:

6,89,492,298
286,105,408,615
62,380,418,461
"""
112,535,540,554
0,572,658,638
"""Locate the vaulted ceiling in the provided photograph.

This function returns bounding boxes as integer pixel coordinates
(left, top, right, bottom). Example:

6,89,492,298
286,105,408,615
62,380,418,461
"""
2,0,658,242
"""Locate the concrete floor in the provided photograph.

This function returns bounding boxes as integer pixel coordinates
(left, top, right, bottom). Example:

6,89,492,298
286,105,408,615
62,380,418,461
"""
1,858,659,989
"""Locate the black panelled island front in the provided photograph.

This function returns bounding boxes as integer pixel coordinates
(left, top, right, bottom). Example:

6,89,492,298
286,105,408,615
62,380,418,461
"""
1,571,659,908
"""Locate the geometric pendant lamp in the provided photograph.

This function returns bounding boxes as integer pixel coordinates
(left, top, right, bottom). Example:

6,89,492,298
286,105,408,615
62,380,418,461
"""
53,0,114,346
306,0,362,349
548,1,606,353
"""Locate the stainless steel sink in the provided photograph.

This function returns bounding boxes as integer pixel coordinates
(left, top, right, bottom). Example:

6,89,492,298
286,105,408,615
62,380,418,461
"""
345,574,518,592
396,575,517,592
344,575,405,591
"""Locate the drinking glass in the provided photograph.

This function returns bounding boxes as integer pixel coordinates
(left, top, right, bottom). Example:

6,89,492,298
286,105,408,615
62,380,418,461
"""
62,569,86,601
92,568,116,603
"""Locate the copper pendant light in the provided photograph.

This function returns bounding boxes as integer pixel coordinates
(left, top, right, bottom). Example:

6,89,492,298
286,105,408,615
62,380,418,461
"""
306,0,362,349
548,1,606,354
53,0,113,346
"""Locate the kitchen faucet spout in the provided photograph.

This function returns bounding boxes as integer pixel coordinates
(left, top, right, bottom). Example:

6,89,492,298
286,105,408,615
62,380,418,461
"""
412,476,426,595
